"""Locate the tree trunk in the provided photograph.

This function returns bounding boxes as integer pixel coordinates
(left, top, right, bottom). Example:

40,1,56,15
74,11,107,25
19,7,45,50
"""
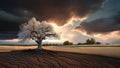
36,39,43,49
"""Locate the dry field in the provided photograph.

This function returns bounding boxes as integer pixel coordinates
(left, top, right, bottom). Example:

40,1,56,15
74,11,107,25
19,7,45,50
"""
0,45,120,58
0,45,120,68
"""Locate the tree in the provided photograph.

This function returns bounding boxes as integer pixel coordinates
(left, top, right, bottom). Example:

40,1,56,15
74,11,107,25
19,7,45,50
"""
63,41,69,45
90,38,96,44
85,38,96,44
18,17,58,49
96,42,101,44
86,39,91,44
63,41,73,45
77,43,82,45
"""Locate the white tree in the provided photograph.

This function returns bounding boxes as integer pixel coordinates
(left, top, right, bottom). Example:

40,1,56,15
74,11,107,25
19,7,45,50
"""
18,17,58,49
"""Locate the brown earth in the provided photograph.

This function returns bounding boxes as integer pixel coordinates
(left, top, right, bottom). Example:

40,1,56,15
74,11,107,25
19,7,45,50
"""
0,49,120,68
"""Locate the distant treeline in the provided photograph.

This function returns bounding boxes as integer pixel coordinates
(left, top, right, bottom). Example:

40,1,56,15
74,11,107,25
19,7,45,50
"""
63,38,101,45
42,38,101,46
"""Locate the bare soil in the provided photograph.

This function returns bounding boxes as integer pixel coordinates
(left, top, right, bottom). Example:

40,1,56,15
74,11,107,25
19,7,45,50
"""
0,49,120,68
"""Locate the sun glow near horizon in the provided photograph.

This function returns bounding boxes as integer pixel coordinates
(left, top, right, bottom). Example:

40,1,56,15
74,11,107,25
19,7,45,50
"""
47,17,90,43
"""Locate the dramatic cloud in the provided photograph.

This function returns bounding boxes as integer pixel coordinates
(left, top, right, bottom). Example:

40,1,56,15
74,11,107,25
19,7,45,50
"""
41,19,93,44
0,10,33,32
76,12,120,34
0,0,106,39
0,0,105,26
0,10,31,22
76,11,120,43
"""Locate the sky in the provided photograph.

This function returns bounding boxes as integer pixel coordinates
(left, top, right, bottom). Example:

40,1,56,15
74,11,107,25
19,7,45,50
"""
0,0,120,44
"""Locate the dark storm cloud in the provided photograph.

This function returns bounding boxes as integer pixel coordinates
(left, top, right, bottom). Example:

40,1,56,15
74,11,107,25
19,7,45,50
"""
0,0,105,25
0,0,106,39
76,12,120,34
0,9,33,32
0,10,26,22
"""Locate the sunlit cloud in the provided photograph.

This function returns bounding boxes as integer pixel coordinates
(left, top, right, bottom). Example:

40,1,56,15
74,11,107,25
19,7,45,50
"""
93,31,120,42
47,17,91,44
77,29,120,43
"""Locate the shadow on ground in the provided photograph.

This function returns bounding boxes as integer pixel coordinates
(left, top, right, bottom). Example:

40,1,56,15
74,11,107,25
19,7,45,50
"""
0,49,120,68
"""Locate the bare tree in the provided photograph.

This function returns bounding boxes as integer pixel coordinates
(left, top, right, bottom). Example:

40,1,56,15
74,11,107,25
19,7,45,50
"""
18,17,59,49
